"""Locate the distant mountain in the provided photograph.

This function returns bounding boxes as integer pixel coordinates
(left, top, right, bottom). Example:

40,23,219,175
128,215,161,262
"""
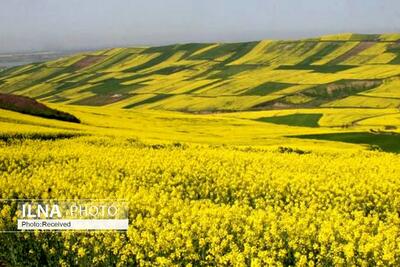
1,33,400,112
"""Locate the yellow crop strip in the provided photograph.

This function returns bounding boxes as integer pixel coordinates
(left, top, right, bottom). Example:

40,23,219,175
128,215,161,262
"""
313,42,359,65
323,95,400,108
342,43,396,65
357,113,400,126
17,82,55,98
379,33,400,41
320,33,353,41
103,52,161,72
46,54,87,68
363,77,400,98
337,65,400,79
190,43,220,57
228,40,271,65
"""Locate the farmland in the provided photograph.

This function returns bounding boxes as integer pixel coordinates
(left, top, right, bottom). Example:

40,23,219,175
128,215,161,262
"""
1,33,400,113
1,33,400,266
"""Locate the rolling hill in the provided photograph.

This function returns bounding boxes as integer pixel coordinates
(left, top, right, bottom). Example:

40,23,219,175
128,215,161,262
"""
0,93,80,123
2,33,400,152
1,33,400,113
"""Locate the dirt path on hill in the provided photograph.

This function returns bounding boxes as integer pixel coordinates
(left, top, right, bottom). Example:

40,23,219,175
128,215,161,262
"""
328,42,376,64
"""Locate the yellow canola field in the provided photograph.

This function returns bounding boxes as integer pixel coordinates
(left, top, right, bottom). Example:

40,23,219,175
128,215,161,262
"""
0,136,399,266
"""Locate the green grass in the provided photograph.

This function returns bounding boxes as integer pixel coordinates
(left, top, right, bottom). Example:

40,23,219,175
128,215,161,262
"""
153,65,190,75
46,95,70,103
83,79,143,95
277,64,354,73
71,94,132,106
291,132,400,153
222,42,259,64
35,74,103,99
125,50,176,72
388,43,400,64
177,43,213,58
189,42,257,63
146,43,213,60
124,43,213,74
1,66,70,94
303,80,382,100
350,34,380,41
297,43,341,65
208,65,258,79
3,64,43,78
243,82,294,96
252,80,382,109
256,113,323,127
185,80,222,94
123,94,173,109
84,50,132,72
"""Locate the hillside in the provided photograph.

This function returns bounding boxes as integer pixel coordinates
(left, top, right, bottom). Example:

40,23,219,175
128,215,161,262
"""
0,93,80,123
1,33,400,112
2,33,400,266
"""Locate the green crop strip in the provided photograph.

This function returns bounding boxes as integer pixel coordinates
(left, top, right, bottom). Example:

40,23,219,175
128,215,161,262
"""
291,132,400,153
123,94,173,109
242,82,294,96
257,113,323,127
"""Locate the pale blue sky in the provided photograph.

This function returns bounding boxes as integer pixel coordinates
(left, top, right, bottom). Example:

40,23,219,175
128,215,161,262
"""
0,0,399,53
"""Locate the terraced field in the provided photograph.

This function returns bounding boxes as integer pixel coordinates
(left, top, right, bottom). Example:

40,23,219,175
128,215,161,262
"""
1,33,400,151
1,33,400,113
2,34,400,266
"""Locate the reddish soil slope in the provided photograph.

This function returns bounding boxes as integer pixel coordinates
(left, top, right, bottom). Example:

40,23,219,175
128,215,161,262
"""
0,93,80,123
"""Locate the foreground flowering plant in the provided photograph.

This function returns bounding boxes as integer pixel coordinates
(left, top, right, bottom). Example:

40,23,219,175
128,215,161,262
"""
0,136,399,266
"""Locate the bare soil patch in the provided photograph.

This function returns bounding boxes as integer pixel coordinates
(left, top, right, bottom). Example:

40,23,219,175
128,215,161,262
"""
0,93,80,123
72,55,106,70
328,42,376,64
